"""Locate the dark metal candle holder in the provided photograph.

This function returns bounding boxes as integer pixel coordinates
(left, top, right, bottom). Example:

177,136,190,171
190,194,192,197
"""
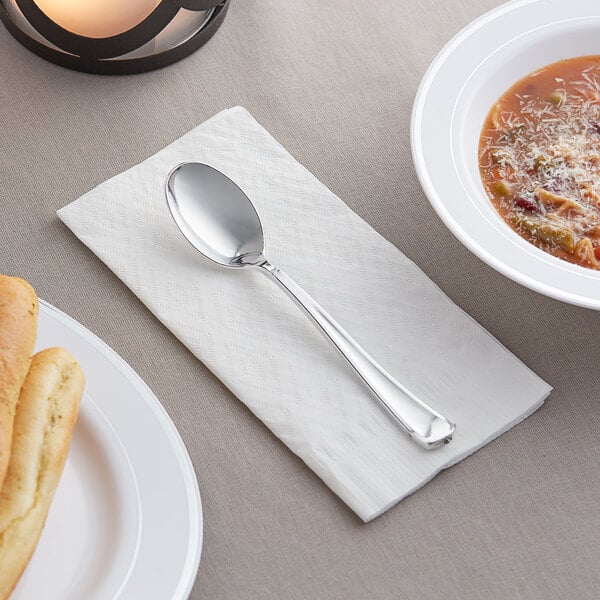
0,0,230,74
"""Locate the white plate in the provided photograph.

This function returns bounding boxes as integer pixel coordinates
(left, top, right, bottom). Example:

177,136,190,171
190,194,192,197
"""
411,0,600,309
11,300,202,599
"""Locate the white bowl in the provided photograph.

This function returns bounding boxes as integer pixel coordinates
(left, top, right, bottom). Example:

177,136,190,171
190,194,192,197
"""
411,0,600,309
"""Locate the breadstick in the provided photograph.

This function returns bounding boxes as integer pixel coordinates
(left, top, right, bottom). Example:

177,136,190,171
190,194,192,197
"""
0,275,38,491
0,347,84,599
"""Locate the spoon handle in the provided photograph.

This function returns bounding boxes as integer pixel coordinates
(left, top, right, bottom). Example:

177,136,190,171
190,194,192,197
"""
258,261,455,450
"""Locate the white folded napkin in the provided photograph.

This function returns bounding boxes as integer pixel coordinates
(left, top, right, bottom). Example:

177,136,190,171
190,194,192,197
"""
58,106,551,522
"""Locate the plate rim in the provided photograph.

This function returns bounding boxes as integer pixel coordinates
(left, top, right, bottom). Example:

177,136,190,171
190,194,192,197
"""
410,0,600,310
38,299,203,599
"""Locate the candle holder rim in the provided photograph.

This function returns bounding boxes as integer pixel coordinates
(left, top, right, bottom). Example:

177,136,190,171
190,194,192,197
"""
0,0,230,74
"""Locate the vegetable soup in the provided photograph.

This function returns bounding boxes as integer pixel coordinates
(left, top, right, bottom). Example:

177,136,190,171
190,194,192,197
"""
479,56,600,270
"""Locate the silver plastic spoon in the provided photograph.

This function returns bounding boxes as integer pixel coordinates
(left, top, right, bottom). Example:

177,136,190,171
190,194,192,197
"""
166,162,455,449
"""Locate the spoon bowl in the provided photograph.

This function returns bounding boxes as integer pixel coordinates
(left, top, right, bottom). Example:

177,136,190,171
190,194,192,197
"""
166,162,265,267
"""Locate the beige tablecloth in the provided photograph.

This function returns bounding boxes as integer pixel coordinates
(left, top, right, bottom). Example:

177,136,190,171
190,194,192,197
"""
1,1,598,598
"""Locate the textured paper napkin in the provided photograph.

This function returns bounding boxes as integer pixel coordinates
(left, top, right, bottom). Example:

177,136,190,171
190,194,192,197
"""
58,106,551,522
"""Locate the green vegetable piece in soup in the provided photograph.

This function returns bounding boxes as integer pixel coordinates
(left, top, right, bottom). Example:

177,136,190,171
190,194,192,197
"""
549,90,566,107
493,180,513,197
513,215,575,252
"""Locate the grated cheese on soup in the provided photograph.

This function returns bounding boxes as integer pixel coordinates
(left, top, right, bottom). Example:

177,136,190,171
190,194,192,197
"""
479,56,600,270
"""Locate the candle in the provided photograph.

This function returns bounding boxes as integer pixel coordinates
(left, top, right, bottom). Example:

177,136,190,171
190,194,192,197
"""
33,0,161,39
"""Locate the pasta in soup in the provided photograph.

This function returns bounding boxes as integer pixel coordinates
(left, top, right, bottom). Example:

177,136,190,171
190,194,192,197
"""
479,56,600,270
